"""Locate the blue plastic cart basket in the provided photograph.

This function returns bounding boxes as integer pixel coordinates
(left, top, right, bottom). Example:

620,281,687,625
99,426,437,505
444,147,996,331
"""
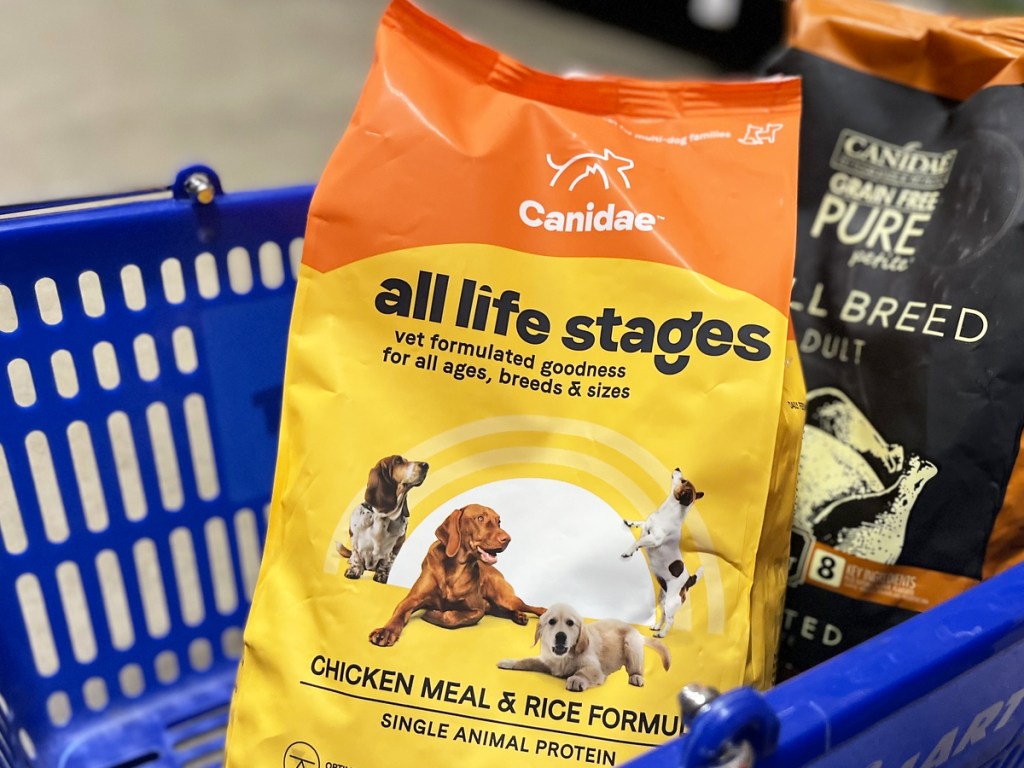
634,558,1024,768
0,168,312,768
1,168,1022,768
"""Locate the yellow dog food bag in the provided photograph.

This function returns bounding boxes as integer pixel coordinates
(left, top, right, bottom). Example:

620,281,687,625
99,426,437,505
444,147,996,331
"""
226,2,803,766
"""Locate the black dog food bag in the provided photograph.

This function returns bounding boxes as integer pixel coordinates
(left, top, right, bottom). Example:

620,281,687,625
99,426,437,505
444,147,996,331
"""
768,0,1024,677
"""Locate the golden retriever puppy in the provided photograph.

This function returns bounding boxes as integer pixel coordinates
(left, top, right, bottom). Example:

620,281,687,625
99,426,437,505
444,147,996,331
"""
497,603,669,691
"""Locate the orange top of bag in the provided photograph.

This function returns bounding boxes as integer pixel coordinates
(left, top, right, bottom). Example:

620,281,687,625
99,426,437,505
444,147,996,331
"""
304,0,801,316
788,0,1024,100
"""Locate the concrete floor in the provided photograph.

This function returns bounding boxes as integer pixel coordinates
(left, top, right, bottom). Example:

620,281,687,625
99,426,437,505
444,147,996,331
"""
0,0,717,207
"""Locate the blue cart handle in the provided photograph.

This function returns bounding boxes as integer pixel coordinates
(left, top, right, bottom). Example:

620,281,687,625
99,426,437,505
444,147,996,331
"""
677,685,780,768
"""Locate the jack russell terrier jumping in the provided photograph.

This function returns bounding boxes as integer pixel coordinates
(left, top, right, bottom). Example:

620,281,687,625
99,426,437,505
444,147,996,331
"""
622,468,705,637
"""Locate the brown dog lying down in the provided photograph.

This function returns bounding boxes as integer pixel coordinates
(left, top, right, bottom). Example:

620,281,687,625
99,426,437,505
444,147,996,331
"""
369,505,545,646
498,603,670,691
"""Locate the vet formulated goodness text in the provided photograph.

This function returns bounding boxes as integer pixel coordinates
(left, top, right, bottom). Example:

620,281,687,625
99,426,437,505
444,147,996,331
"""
225,2,805,766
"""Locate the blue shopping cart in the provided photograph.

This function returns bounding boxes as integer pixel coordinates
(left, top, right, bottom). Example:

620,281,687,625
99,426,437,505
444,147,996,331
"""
0,168,1021,768
0,168,310,768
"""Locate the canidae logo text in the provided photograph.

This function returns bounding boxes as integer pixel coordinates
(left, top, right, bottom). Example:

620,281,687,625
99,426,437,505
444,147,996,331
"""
520,149,660,232
830,130,957,189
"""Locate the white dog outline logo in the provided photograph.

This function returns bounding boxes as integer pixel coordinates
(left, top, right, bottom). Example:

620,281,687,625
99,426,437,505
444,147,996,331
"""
738,123,784,146
546,149,634,191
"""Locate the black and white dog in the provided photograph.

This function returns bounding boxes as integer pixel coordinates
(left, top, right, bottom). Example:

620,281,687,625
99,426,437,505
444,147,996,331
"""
622,468,705,637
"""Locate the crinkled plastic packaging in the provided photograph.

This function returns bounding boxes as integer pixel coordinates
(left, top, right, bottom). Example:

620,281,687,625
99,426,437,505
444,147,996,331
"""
226,2,804,765
769,0,1024,678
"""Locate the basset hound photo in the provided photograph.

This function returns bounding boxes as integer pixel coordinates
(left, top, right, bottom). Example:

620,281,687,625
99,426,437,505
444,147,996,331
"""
498,603,670,692
622,468,705,637
337,454,429,584
369,504,545,647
